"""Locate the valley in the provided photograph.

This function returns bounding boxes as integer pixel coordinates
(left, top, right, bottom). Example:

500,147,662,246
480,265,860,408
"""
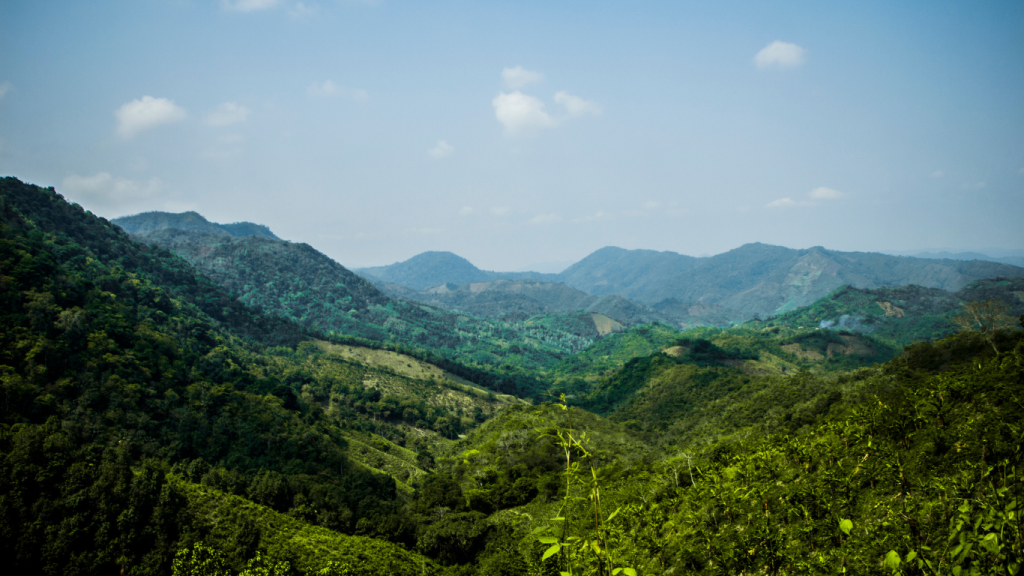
1,177,1021,575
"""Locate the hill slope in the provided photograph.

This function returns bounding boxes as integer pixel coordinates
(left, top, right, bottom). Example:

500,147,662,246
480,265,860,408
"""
113,210,280,239
748,277,1024,347
0,177,470,574
129,227,599,379
559,242,1024,322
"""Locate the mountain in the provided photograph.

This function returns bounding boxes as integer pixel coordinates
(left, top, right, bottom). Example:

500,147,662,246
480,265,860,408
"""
360,244,1024,327
356,251,494,290
113,210,280,239
128,227,600,380
556,246,700,296
3,177,1022,575
748,276,1024,347
558,243,1024,322
372,277,666,326
907,250,1024,268
355,251,561,291
0,177,477,574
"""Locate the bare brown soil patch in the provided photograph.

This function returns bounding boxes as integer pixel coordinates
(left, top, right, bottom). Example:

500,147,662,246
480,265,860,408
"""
591,313,624,336
876,301,905,318
782,343,825,361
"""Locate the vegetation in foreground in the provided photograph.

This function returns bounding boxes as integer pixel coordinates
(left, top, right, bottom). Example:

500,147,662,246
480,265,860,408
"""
1,178,1021,575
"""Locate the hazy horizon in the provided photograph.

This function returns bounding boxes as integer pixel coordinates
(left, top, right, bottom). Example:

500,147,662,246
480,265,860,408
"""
2,0,1022,271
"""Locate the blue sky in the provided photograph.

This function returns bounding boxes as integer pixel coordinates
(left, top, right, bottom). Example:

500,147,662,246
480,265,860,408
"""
1,0,1021,270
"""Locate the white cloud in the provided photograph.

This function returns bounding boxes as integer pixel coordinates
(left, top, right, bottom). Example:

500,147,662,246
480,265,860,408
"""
641,200,660,210
529,213,562,225
766,197,798,208
502,66,544,89
767,187,845,208
808,187,844,200
459,206,474,216
0,82,12,99
930,170,944,178
429,140,454,159
554,91,601,116
403,227,443,235
493,91,554,135
114,96,187,138
222,0,279,12
491,206,510,216
62,172,163,202
289,1,318,19
205,102,251,126
755,41,806,68
307,80,368,101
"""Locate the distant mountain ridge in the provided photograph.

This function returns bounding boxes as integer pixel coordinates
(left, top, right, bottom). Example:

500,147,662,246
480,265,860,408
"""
748,277,1024,347
902,250,1024,268
356,251,560,290
358,243,1024,324
112,210,280,239
369,277,670,327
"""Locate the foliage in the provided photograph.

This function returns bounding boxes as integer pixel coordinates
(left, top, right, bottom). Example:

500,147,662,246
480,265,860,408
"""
132,228,602,381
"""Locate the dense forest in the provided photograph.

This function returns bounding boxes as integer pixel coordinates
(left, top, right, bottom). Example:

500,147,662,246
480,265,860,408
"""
1,177,1021,575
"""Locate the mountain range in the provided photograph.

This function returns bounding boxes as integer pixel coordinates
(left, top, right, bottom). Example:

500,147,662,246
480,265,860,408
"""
359,244,1024,325
2,177,1021,575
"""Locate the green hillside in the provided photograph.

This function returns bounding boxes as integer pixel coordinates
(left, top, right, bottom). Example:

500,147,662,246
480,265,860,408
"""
358,244,1024,329
375,277,675,329
113,210,280,239
128,227,602,379
748,278,1024,347
357,251,494,290
2,177,1022,576
0,178,527,574
559,243,1024,323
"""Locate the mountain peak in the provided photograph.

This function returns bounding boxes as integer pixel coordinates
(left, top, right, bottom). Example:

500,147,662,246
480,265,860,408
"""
111,210,280,239
356,251,491,290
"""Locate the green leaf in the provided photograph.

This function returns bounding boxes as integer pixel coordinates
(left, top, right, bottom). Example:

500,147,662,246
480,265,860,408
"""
884,550,901,570
591,541,602,555
980,532,999,553
839,518,853,535
1007,562,1019,576
952,566,962,576
607,507,621,522
538,536,559,544
542,543,561,561
905,550,917,562
622,569,637,576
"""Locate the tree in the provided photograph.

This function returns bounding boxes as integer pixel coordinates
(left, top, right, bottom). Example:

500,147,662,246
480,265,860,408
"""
950,300,1017,354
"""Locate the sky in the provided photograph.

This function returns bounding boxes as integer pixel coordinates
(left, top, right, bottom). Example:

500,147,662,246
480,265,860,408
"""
1,0,1022,271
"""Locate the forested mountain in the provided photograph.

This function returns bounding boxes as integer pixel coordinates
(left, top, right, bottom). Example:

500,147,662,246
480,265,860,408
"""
559,243,1024,320
355,250,561,290
2,177,1021,576
357,244,1024,327
356,251,495,289
372,277,669,327
126,225,599,379
749,277,1024,347
900,250,1024,268
0,177,464,574
113,210,280,239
